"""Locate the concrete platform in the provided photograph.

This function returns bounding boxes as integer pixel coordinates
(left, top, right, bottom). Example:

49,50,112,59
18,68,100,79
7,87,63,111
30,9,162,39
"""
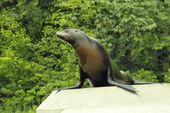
37,84,170,113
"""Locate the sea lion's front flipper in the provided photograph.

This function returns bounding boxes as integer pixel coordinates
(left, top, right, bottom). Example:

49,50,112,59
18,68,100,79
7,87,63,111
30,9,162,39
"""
55,80,85,94
55,82,84,94
55,66,87,94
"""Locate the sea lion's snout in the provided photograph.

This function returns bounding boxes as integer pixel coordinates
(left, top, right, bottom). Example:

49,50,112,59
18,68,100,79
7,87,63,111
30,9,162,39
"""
56,31,70,40
56,30,75,45
56,31,65,38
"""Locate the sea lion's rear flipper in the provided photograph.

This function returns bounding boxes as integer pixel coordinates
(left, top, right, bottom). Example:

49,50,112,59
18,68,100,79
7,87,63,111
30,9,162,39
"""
108,79,137,93
107,68,137,93
133,80,156,85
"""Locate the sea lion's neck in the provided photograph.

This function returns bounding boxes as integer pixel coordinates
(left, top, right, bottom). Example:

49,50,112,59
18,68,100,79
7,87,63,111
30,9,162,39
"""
75,41,91,67
75,41,103,68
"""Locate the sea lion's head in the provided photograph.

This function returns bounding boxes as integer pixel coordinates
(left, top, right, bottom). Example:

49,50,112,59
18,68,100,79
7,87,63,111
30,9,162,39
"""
56,29,89,47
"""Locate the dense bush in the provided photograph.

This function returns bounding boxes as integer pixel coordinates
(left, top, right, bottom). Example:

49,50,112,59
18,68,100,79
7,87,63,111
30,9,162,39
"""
0,0,169,112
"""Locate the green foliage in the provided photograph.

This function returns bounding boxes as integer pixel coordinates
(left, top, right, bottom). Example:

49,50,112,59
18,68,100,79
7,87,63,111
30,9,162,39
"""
0,0,170,112
165,69,170,82
131,69,158,82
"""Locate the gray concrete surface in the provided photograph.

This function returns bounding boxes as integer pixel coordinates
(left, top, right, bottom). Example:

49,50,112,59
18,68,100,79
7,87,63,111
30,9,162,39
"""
37,84,170,113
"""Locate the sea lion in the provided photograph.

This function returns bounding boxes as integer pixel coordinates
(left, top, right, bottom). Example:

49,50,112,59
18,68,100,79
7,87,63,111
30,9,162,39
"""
56,29,148,93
